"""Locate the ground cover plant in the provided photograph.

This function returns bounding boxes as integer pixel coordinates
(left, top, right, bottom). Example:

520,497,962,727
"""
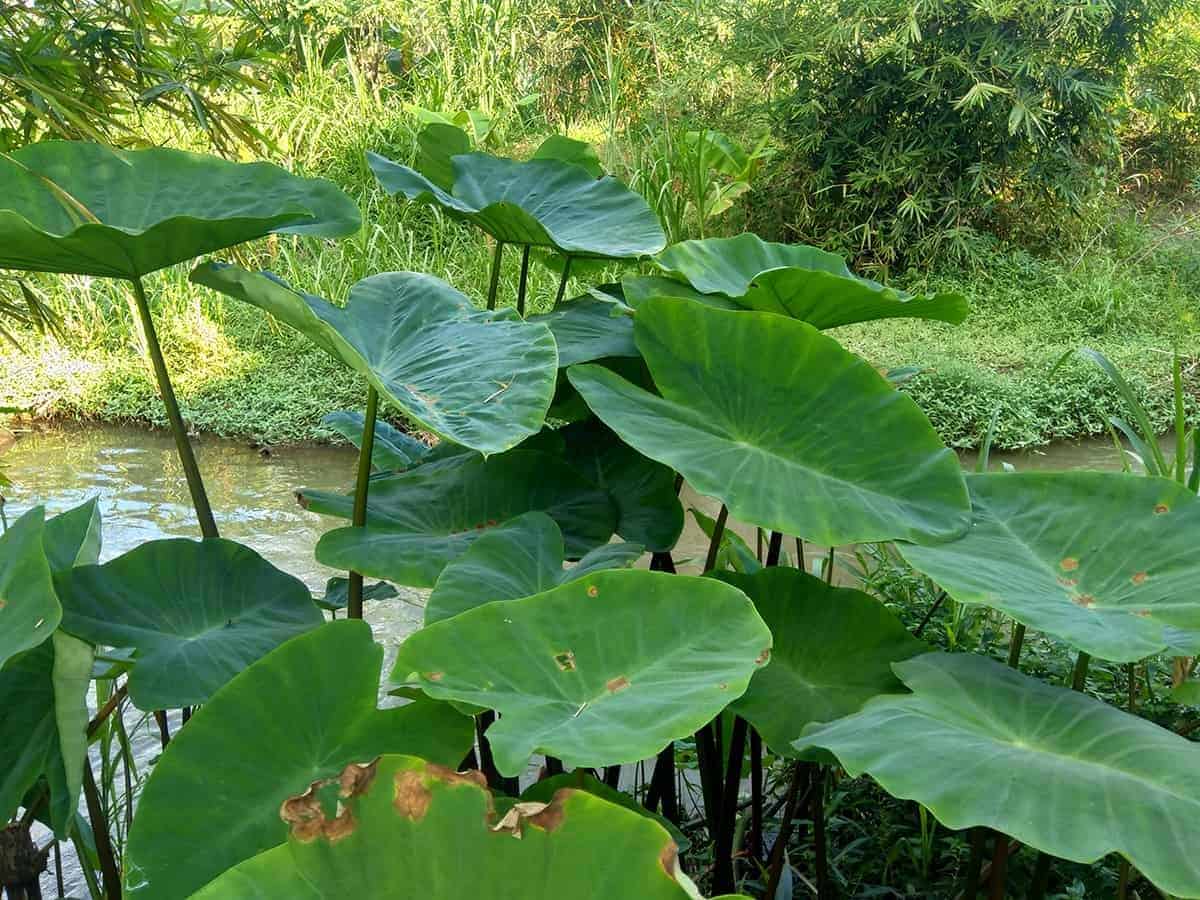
3,130,1200,900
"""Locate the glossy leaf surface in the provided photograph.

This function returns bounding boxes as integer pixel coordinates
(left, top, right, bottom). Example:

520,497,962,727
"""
528,295,638,367
322,411,429,472
0,631,91,837
193,755,712,899
568,299,969,545
55,538,322,709
369,151,665,258
900,473,1200,663
0,142,359,278
653,234,967,329
0,507,58,668
193,265,556,455
425,512,642,624
393,569,770,775
715,569,927,754
798,652,1200,899
125,621,472,899
307,450,617,587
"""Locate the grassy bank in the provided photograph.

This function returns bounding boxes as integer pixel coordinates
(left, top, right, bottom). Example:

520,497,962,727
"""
1,63,1196,449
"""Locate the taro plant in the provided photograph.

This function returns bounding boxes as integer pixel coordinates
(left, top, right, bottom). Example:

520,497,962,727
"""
7,133,1200,900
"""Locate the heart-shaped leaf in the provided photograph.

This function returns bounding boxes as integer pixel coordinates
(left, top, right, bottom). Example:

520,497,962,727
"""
798,652,1200,899
192,264,557,456
0,142,359,278
192,755,716,899
560,418,684,551
0,631,92,837
652,234,967,329
0,507,57,668
322,411,430,472
55,538,323,709
714,568,927,754
425,512,642,624
528,294,638,367
568,298,970,546
369,151,665,258
900,472,1200,663
531,135,605,177
392,569,771,775
125,621,473,900
306,449,617,588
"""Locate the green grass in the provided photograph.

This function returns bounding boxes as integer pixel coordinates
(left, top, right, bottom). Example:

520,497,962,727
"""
2,59,1197,449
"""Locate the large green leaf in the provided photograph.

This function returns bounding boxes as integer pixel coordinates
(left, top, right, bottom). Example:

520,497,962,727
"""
0,142,360,278
714,569,927,754
798,652,1200,899
425,512,642,624
125,621,473,900
900,472,1200,663
568,299,970,546
0,506,58,668
55,538,323,709
369,150,665,258
42,496,102,571
193,755,717,899
519,770,689,852
307,450,617,588
321,411,430,472
560,418,684,551
0,631,92,837
652,234,967,329
528,294,638,367
193,264,556,455
392,569,770,776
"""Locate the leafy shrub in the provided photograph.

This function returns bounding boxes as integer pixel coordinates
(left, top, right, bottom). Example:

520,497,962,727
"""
729,0,1182,266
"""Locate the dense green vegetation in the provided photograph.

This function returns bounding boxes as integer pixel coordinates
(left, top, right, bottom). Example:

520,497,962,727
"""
1,0,1198,448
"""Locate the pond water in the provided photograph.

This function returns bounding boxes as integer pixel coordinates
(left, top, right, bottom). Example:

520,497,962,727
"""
3,423,1137,897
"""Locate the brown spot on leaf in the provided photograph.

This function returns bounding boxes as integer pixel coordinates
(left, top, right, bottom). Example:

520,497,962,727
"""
718,683,728,691
1057,577,1078,588
1155,503,1170,515
756,647,771,665
492,801,551,838
659,841,680,877
0,598,6,609
393,770,432,821
606,675,631,693
1132,572,1148,586
426,671,444,682
1060,557,1079,572
1136,609,1152,618
586,585,599,598
554,651,576,672
281,760,378,844
1072,593,1096,608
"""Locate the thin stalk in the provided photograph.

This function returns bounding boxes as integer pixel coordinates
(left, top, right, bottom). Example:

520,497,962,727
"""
765,763,809,899
1007,623,1026,669
812,766,831,899
87,682,128,737
544,756,564,777
962,828,987,897
1071,652,1091,692
694,721,723,840
516,245,531,316
553,256,573,308
347,386,379,619
915,590,948,638
765,531,783,567
486,240,505,310
704,504,729,573
824,545,836,583
987,832,1010,900
476,711,519,796
0,497,7,532
749,728,763,861
154,709,171,748
82,759,121,900
795,537,805,571
603,765,621,788
1117,663,1139,896
712,715,748,893
129,276,218,539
